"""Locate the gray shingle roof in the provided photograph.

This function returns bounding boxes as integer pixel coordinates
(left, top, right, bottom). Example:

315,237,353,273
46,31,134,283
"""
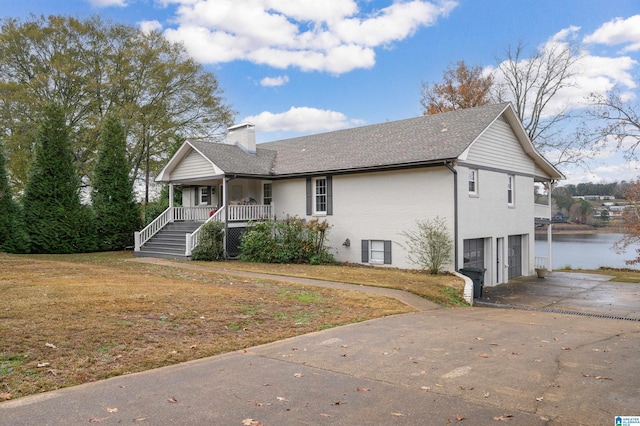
260,103,510,175
188,140,276,176
186,103,524,177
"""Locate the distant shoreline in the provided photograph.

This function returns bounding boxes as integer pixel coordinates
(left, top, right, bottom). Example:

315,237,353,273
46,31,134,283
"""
535,223,624,235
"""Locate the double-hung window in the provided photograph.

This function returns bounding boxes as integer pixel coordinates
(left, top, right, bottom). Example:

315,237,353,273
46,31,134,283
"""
306,176,332,216
468,169,478,195
507,175,515,206
314,177,327,214
263,183,272,205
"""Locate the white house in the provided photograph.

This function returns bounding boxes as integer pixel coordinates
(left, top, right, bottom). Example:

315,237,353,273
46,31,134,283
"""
135,103,563,286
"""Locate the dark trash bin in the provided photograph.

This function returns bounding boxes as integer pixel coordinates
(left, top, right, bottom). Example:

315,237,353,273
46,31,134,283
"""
459,267,486,299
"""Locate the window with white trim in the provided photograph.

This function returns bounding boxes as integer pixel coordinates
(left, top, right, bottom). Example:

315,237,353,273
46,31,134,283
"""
263,183,272,205
314,177,327,214
468,169,478,195
361,240,392,265
200,187,209,204
507,175,515,205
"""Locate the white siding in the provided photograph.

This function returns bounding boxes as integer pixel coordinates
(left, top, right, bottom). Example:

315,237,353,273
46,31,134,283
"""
171,150,214,181
273,167,455,270
467,117,534,175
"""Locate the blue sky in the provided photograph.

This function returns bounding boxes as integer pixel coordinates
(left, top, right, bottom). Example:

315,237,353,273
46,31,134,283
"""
3,0,640,185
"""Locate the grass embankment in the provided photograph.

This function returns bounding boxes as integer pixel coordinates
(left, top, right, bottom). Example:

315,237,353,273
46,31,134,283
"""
557,266,640,283
0,252,463,401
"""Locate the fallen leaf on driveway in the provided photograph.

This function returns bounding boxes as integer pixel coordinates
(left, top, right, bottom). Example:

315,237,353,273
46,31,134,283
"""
536,397,544,402
319,413,332,418
477,353,489,358
494,414,514,421
132,418,147,422
242,419,264,426
89,417,110,423
106,407,118,413
167,397,177,403
293,373,303,378
391,412,404,417
277,396,289,402
561,347,571,351
456,414,466,421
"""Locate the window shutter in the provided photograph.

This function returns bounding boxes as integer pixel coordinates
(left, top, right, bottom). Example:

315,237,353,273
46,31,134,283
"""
306,177,312,215
206,186,212,205
326,175,333,215
361,240,369,263
383,240,392,264
194,186,199,206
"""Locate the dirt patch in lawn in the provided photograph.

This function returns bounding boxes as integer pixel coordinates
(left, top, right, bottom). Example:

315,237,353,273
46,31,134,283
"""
0,252,411,400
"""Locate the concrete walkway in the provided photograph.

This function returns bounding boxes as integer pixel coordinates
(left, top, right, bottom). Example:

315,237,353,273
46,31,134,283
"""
2,261,640,425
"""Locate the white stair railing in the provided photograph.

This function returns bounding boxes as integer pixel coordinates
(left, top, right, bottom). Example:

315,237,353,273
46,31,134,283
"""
135,207,173,251
185,206,225,256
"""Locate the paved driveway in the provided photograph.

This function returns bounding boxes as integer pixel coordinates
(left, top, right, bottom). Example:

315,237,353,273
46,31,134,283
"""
479,271,640,320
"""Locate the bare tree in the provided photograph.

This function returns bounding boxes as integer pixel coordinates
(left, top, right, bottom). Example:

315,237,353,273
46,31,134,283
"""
420,61,493,115
587,88,640,160
492,41,585,161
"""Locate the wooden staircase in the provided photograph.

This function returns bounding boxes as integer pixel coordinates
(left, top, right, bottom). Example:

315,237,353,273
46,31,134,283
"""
134,221,203,260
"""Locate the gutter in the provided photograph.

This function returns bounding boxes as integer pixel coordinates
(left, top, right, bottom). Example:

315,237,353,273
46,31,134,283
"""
444,161,459,270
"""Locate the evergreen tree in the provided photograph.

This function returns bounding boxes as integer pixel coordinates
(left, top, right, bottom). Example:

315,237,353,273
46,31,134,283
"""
92,115,141,251
22,103,96,253
0,142,29,253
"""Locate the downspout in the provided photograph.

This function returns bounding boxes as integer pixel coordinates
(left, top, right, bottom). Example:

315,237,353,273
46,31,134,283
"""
444,161,459,269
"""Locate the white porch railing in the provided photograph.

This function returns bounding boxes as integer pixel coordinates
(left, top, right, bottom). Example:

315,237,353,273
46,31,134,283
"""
534,256,548,269
227,204,273,221
534,203,551,219
135,205,274,255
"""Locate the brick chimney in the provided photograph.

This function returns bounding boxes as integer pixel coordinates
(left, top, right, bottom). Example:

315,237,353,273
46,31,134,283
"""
227,123,256,155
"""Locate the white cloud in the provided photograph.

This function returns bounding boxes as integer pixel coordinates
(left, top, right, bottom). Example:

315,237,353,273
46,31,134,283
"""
138,20,163,34
584,15,640,53
243,106,362,133
161,0,457,73
86,0,127,6
260,75,290,87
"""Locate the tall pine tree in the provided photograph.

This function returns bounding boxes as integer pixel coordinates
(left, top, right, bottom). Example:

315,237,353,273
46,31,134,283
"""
92,115,141,251
22,103,96,253
0,142,29,253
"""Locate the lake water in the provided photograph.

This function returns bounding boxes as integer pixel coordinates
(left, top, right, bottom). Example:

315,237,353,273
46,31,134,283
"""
535,233,640,270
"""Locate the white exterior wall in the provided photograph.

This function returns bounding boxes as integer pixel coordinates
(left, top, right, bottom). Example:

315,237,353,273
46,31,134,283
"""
458,115,537,285
272,167,455,270
171,150,214,181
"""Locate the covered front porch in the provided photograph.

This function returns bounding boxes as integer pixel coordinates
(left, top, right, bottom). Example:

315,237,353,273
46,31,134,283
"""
134,177,274,259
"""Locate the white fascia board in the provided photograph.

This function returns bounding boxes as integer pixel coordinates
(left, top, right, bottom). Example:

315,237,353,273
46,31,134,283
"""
155,141,224,182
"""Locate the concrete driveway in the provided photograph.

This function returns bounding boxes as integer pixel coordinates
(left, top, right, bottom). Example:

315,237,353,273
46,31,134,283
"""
479,271,640,321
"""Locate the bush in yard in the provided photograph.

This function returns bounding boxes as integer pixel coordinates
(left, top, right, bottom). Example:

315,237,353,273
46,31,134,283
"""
191,221,225,260
240,217,334,264
401,216,453,274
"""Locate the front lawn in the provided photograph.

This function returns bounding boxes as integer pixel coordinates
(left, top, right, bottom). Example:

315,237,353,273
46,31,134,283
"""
1,252,416,400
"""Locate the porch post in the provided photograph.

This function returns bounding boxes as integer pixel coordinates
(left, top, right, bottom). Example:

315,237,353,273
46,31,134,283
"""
547,181,553,271
223,176,228,258
169,183,175,222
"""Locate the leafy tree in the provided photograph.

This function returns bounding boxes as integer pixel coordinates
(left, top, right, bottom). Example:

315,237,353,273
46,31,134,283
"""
22,103,96,253
92,114,141,251
0,15,234,197
420,61,493,114
401,217,453,274
614,180,640,265
0,142,28,253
